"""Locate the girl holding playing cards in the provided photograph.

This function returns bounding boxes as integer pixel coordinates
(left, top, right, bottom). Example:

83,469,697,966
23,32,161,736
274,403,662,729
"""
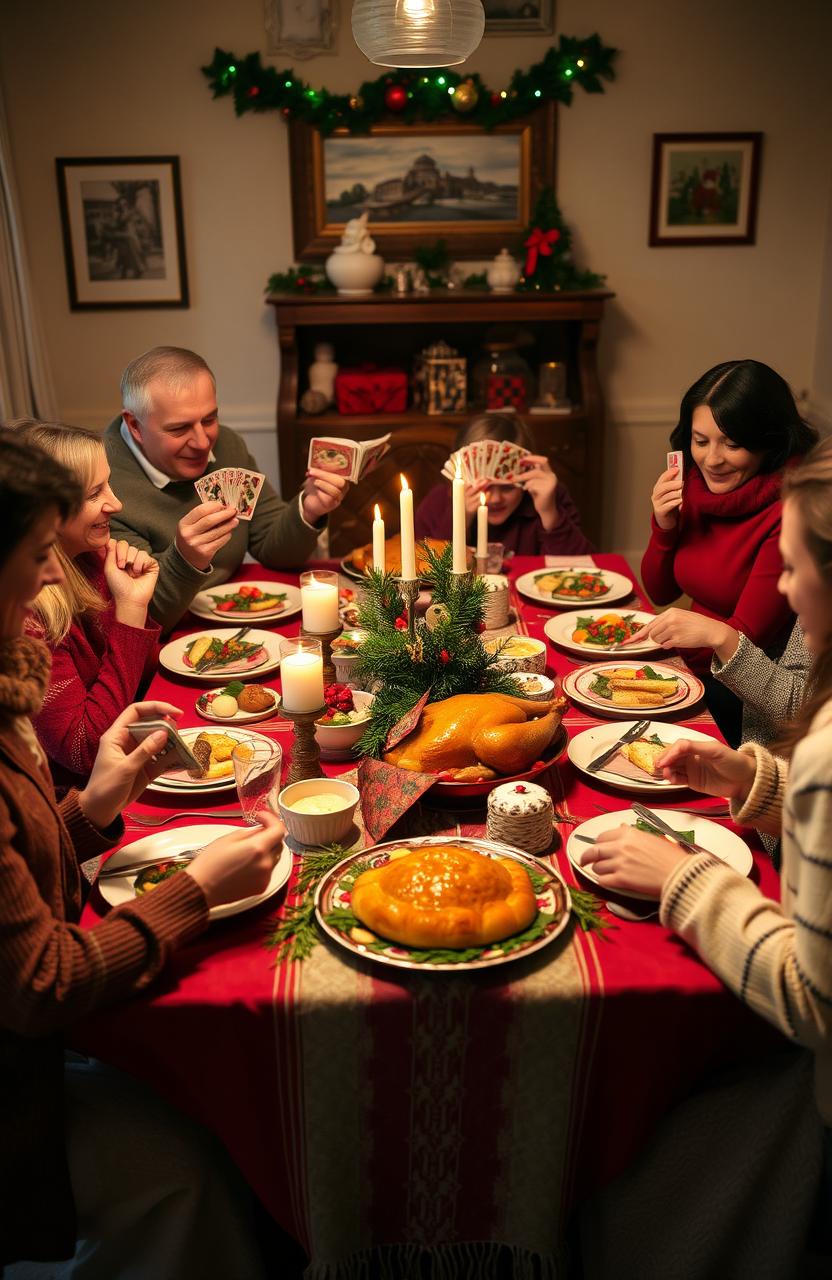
637,359,817,744
415,412,594,556
16,421,161,791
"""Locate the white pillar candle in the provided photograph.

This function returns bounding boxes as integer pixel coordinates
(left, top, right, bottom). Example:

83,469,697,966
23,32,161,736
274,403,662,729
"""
300,572,339,633
452,463,467,573
477,492,488,558
280,650,324,713
373,504,385,572
399,474,416,580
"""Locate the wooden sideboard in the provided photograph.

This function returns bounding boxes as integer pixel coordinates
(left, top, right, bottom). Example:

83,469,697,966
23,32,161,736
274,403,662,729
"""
266,289,613,556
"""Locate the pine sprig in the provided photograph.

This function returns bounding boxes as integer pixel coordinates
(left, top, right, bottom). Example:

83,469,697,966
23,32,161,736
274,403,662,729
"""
568,886,610,936
265,843,355,963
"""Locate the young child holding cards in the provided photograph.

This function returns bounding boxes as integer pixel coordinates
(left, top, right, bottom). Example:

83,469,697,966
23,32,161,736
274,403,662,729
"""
415,413,593,556
636,359,817,743
16,421,162,791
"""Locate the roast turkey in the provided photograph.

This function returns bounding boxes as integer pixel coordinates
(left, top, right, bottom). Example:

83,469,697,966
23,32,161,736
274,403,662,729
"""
384,692,565,780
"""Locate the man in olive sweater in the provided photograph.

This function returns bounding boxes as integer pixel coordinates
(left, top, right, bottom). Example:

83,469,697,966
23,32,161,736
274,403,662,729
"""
104,346,347,631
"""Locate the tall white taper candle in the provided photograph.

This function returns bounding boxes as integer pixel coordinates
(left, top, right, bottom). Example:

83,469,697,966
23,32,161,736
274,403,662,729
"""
372,504,385,572
477,492,488,558
399,475,416,580
452,463,467,573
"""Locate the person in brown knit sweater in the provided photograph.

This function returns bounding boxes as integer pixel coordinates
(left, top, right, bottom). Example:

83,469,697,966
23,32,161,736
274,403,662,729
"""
0,429,285,1276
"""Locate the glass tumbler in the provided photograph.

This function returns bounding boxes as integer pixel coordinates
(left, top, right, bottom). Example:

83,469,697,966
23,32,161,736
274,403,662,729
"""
486,542,505,573
232,740,283,825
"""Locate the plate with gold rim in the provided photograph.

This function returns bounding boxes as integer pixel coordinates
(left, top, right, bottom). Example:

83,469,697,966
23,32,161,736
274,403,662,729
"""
314,835,571,972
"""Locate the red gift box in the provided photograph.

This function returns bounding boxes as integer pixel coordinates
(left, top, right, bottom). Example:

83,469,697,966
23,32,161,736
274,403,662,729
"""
335,365,408,415
487,373,527,411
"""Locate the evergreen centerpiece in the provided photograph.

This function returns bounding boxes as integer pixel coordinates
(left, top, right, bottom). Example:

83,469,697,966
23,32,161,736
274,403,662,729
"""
518,188,606,292
356,544,519,758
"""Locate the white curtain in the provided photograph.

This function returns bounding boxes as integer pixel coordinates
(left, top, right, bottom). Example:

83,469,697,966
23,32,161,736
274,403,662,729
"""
0,75,56,422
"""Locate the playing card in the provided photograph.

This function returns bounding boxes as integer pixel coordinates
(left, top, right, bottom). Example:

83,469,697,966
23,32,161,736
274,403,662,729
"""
235,469,265,520
309,439,357,478
195,471,226,505
667,451,684,478
358,439,390,481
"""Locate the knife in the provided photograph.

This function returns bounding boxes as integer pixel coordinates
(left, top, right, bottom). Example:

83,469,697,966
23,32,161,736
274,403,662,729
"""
630,802,711,857
585,719,651,774
97,851,199,880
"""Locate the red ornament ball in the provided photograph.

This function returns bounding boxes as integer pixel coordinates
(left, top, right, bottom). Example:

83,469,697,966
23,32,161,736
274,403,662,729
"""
247,86,260,99
439,648,450,664
490,92,502,107
475,620,486,633
384,84,408,113
394,616,408,631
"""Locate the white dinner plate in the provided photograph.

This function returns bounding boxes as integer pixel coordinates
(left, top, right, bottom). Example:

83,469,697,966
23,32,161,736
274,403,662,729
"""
567,720,716,794
189,580,302,624
544,609,661,658
515,567,634,609
195,685,283,725
147,726,277,794
159,628,281,682
566,809,753,901
562,661,705,720
97,824,293,921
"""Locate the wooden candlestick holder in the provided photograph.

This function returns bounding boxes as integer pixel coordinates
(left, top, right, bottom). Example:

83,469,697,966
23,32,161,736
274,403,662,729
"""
301,625,342,684
282,704,327,785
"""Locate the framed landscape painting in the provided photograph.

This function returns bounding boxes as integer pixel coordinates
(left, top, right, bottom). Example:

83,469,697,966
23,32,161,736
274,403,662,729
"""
56,156,189,309
649,133,762,246
289,105,556,260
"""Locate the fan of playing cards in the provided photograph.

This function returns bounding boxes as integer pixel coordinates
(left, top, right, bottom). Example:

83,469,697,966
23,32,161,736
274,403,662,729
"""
442,440,531,488
194,468,265,522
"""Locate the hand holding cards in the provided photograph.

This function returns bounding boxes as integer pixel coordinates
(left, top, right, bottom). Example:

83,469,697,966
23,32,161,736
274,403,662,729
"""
442,440,531,487
194,468,265,521
650,450,684,530
308,433,390,484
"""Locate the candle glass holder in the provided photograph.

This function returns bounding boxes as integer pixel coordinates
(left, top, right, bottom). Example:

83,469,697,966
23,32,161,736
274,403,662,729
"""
300,570,342,683
396,577,420,641
278,636,326,784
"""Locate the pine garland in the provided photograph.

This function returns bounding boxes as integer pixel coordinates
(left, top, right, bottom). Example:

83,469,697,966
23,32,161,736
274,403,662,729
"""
355,544,520,758
202,36,618,136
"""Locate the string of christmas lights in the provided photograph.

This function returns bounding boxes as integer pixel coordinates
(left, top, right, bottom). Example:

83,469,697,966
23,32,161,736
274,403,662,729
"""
202,35,617,135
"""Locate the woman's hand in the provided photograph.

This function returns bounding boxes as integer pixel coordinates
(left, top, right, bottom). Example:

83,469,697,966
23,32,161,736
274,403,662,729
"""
655,737,756,801
578,824,689,898
651,464,684,530
621,607,739,660
185,811,286,907
78,701,184,830
519,455,559,531
104,539,159,625
302,467,349,524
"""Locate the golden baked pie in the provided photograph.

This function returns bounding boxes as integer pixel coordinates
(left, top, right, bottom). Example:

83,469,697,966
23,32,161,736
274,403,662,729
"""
351,844,537,948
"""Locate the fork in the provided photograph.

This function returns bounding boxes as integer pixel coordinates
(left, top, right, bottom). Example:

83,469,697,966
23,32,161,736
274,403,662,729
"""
126,808,245,827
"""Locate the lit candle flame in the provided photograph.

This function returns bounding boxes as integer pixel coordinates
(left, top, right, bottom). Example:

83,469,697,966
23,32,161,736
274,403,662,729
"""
479,492,487,507
374,503,381,519
400,473,410,493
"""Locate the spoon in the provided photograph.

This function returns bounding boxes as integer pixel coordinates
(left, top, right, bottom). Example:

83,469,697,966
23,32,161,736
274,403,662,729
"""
604,900,658,922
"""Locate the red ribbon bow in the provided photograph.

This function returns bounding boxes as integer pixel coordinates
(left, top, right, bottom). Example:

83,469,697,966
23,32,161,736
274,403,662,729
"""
524,227,560,277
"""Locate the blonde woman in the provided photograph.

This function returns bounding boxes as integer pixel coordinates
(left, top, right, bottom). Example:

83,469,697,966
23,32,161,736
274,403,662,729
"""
19,422,161,787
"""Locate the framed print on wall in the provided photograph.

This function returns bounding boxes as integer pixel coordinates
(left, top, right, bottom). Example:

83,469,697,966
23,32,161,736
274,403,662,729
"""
56,156,189,309
264,0,338,59
289,104,556,261
649,133,762,247
482,0,554,35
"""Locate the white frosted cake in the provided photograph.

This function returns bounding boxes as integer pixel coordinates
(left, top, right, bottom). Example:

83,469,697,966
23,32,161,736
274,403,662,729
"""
486,781,554,854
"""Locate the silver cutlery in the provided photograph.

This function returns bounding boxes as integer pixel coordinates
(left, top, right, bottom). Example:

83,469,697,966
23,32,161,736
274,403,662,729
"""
585,719,651,774
126,808,245,827
97,851,199,880
591,801,730,818
605,900,658,922
630,802,711,857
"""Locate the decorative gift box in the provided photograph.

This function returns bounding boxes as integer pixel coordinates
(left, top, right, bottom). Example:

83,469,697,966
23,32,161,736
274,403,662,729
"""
335,366,408,415
486,373,527,411
412,339,467,415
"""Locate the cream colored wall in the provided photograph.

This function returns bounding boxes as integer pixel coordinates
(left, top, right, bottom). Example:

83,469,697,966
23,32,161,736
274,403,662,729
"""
811,171,832,433
1,0,830,559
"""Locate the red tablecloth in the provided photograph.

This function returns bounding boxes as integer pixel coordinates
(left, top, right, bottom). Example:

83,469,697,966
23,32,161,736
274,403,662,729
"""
73,555,780,1273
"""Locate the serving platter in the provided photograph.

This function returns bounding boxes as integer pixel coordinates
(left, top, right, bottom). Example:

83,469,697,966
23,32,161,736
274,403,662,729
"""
315,835,570,971
189,580,302,624
562,661,704,720
425,724,568,804
97,824,292,921
566,809,753,902
159,628,281,682
147,725,277,794
515,567,633,609
567,720,715,794
544,610,661,659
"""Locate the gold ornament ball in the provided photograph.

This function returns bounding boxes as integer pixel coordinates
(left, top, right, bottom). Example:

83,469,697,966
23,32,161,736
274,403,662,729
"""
349,95,364,110
452,80,479,113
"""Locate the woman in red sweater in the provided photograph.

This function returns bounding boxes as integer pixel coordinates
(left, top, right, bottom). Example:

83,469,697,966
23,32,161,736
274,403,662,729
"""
19,422,162,789
638,359,817,743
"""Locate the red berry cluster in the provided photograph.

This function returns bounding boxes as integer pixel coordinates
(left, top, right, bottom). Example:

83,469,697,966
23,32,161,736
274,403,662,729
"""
321,682,354,720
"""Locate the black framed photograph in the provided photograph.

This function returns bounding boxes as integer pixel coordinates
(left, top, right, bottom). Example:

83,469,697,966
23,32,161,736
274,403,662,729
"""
649,132,763,247
55,156,189,309
483,0,554,34
289,105,556,261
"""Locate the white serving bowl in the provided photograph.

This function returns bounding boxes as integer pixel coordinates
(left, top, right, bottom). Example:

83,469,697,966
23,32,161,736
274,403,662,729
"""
314,690,374,758
509,671,556,702
485,635,547,675
278,777,360,846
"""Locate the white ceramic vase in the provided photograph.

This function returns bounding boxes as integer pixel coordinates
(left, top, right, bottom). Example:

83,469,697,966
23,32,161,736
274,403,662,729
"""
325,251,384,296
486,249,521,293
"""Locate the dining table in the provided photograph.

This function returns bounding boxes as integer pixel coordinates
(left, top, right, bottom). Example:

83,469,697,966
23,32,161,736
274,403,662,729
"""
71,553,782,1277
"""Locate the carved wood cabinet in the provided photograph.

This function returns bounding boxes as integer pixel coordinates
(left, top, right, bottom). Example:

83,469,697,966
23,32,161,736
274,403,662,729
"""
267,289,613,556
